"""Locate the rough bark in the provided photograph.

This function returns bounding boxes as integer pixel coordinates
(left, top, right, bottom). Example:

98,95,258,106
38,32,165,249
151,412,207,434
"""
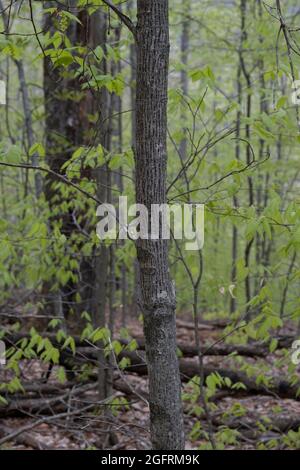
43,1,85,321
135,0,185,450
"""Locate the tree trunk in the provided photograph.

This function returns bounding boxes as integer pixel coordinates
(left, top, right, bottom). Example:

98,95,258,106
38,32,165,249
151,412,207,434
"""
43,1,81,324
179,0,190,162
135,0,185,450
127,0,139,319
90,9,111,401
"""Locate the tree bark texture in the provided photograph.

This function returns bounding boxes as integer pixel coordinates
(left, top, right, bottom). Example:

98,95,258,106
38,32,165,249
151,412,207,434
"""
135,0,185,450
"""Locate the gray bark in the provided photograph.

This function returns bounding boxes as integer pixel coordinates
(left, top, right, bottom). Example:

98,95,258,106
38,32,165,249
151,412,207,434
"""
127,0,139,319
179,0,190,162
135,0,185,450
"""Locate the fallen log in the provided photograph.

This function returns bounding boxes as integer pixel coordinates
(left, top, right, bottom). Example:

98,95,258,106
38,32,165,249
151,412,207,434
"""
118,351,300,400
0,400,109,447
0,425,50,449
120,337,268,357
22,382,74,395
70,347,300,400
0,383,97,417
0,378,146,419
176,318,229,330
207,413,300,443
218,414,300,434
113,379,149,402
0,396,67,417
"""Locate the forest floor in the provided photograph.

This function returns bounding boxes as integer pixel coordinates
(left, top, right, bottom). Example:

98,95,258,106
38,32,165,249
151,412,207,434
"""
0,312,300,450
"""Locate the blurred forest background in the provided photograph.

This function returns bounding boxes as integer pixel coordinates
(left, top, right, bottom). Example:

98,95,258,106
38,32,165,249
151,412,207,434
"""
0,0,300,451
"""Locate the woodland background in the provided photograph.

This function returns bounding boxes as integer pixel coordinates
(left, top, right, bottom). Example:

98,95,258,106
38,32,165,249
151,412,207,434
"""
0,0,300,451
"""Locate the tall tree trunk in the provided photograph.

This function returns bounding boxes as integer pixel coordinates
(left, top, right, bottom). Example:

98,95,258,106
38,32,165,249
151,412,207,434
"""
239,0,254,319
230,20,243,315
179,0,190,162
127,0,139,319
0,0,42,198
135,0,185,450
43,1,81,323
90,9,112,401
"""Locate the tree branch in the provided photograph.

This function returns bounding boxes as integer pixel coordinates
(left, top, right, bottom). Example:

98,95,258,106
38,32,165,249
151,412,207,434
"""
0,161,102,205
101,0,136,38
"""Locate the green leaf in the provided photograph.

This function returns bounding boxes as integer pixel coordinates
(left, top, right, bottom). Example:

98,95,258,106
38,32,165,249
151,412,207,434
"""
276,96,288,109
61,11,82,25
62,336,76,355
6,145,22,164
29,143,45,158
112,340,123,356
118,357,130,370
57,366,67,384
48,318,62,329
127,339,138,352
0,395,8,406
269,338,278,353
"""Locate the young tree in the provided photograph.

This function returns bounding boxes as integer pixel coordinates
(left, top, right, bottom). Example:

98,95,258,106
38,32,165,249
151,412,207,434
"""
135,0,185,450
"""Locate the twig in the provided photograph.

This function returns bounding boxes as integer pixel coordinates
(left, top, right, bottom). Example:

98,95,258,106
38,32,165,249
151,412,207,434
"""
0,396,115,446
